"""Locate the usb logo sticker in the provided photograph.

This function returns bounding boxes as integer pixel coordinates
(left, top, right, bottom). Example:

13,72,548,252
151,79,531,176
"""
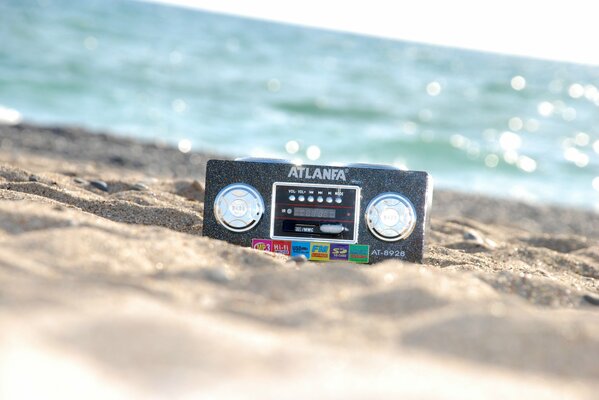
291,242,310,258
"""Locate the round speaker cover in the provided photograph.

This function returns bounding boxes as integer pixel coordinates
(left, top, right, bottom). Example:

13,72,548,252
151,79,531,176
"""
365,192,417,241
214,183,264,232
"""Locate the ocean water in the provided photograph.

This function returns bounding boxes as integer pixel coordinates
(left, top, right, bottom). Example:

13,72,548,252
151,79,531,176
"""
1,0,599,210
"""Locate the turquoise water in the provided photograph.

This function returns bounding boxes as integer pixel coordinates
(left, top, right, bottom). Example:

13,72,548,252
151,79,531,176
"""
1,0,599,210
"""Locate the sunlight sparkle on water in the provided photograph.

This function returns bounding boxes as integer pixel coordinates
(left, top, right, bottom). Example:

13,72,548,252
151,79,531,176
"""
0,106,22,125
568,83,584,98
584,84,598,101
402,121,418,135
484,154,499,168
450,134,468,149
499,131,521,150
510,76,526,91
285,140,300,154
267,78,281,92
426,81,442,96
517,155,537,173
503,150,519,164
306,145,321,160
508,117,523,131
177,139,191,153
537,101,554,117
574,132,590,147
564,147,589,167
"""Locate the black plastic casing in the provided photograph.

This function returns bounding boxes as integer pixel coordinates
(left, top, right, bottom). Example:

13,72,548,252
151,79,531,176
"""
203,159,433,263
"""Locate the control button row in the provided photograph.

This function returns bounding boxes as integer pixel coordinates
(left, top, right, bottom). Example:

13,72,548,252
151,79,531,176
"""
288,194,342,204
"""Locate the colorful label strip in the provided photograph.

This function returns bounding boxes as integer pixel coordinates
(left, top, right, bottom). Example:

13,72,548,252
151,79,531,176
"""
251,239,369,263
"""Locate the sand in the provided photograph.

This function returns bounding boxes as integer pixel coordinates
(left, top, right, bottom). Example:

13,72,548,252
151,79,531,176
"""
0,123,598,399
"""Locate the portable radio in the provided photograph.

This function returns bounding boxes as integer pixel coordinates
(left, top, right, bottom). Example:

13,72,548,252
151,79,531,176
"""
202,158,433,264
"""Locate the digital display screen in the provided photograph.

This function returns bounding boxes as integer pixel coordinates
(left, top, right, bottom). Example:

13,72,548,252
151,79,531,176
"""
294,207,336,219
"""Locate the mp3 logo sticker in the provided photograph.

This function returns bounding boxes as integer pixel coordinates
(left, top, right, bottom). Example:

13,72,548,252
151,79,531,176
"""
252,239,272,252
310,243,330,261
288,166,346,181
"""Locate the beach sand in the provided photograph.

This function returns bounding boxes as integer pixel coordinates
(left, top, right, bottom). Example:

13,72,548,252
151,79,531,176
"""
1,123,598,399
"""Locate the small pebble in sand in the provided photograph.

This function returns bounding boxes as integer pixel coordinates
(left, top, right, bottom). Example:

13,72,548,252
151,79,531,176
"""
464,229,497,250
287,255,308,263
464,230,482,241
582,294,599,306
90,180,109,192
73,177,87,184
203,267,234,283
132,182,148,191
28,174,40,182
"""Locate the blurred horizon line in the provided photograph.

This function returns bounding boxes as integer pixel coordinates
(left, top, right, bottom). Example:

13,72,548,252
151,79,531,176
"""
139,0,599,67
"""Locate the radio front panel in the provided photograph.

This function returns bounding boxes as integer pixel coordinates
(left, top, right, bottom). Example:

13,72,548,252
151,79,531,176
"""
270,182,360,243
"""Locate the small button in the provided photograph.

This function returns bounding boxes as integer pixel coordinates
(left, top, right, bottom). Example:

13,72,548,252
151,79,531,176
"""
231,189,248,197
326,196,333,203
317,196,323,203
228,219,247,228
298,195,305,202
335,197,342,204
383,198,400,206
367,207,379,226
289,195,296,201
380,208,400,226
307,195,314,202
381,228,400,237
229,199,248,217
239,211,255,224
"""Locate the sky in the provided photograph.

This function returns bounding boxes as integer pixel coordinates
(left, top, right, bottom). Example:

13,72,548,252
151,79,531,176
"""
142,0,599,66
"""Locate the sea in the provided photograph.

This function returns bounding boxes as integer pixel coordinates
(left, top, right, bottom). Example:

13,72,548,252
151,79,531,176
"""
1,0,599,210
